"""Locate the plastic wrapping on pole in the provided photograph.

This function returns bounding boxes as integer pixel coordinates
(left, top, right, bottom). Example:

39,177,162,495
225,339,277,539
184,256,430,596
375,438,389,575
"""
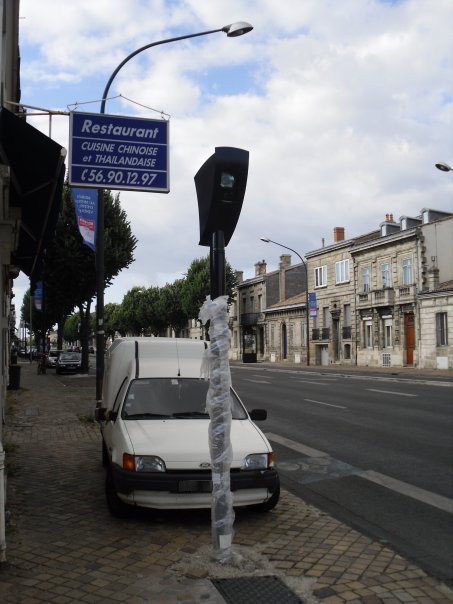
199,294,234,563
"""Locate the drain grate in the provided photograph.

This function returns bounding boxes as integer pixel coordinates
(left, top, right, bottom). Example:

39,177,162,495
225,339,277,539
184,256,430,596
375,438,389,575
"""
211,576,304,603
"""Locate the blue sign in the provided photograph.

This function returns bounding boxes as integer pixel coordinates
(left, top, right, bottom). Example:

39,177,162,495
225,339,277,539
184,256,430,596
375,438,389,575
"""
72,188,98,251
308,292,317,317
34,281,43,311
69,111,169,193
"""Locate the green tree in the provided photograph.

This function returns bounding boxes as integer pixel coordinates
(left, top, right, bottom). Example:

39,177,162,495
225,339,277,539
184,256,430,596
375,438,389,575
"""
63,313,80,344
119,287,147,336
180,256,237,321
158,280,188,337
140,286,167,336
41,184,137,370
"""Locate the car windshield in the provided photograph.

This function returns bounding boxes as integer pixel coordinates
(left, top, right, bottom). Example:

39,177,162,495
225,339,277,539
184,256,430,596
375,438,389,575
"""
49,351,59,358
121,378,247,420
60,353,80,360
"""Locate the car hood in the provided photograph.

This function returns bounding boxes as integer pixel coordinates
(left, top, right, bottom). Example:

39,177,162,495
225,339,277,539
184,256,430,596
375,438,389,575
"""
122,419,270,469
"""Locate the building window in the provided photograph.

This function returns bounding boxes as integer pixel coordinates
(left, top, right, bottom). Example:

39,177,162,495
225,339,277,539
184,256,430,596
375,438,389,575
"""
271,324,275,347
233,330,238,349
301,321,307,347
314,265,327,288
343,303,351,327
436,312,448,346
364,320,373,348
322,306,329,327
242,297,246,312
344,344,351,359
258,294,262,311
402,258,412,286
335,259,350,284
381,262,391,288
289,323,294,347
384,319,393,348
250,296,254,312
362,267,371,292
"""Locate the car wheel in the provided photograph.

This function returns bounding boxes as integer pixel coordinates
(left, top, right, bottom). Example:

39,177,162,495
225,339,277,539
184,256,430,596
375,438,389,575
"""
105,468,131,518
251,484,280,512
102,440,109,467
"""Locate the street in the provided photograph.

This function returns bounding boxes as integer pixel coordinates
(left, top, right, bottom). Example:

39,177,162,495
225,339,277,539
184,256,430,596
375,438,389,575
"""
230,364,453,583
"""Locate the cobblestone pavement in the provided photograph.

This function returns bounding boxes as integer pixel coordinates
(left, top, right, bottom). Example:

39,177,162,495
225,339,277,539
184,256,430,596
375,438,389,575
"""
1,363,452,603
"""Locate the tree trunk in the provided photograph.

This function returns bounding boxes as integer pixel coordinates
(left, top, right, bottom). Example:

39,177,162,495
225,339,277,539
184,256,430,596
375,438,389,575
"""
78,300,91,373
57,315,66,350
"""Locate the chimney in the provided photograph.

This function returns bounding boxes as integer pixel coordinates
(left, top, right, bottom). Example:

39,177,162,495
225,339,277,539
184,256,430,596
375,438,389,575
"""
279,254,291,269
389,213,394,222
255,259,267,276
385,213,390,222
235,270,243,284
426,264,440,290
333,227,345,242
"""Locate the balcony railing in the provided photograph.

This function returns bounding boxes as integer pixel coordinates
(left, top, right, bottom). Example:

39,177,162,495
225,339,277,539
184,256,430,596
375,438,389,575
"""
342,326,352,339
397,284,415,301
357,292,371,306
372,288,394,306
312,328,320,340
321,327,330,340
240,312,262,326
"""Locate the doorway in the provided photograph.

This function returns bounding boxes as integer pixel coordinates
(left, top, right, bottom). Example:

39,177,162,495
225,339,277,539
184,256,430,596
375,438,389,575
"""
404,313,415,365
282,323,287,359
321,345,328,366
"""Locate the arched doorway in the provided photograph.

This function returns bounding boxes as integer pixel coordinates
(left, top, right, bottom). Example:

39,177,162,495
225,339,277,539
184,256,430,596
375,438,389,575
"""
282,323,287,359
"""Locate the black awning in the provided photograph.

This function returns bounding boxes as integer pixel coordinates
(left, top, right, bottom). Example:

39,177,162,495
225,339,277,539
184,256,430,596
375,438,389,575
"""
0,107,66,277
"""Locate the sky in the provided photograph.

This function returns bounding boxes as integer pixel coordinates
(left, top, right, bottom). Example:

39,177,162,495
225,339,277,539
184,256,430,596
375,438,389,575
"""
14,0,453,323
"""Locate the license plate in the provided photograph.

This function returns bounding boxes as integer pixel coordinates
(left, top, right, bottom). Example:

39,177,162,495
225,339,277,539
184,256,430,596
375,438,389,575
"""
178,480,212,493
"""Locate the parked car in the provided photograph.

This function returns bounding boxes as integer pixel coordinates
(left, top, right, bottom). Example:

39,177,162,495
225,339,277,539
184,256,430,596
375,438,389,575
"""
96,338,279,518
56,352,82,374
46,350,62,368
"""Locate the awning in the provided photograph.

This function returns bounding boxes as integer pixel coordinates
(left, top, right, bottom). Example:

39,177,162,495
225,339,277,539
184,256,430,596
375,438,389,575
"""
0,107,66,277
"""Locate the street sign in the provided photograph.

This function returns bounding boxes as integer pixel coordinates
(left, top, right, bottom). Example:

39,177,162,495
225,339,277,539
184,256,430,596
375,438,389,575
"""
69,111,169,193
34,281,43,311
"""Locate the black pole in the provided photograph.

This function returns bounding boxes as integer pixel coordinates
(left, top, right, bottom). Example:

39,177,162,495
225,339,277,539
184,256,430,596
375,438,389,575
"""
210,230,226,299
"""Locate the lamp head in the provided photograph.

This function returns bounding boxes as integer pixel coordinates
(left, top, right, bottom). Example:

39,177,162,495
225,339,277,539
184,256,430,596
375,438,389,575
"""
260,236,270,243
435,162,452,172
223,22,253,37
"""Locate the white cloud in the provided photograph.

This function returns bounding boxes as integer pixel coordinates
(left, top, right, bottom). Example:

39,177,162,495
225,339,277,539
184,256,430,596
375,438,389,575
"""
15,0,453,320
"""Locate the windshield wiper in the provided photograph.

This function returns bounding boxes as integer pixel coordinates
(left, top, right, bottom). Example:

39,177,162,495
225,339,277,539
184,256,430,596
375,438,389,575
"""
172,411,209,418
124,413,171,419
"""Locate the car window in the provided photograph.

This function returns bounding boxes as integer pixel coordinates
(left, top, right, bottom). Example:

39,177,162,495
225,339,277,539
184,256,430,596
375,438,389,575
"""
60,353,80,360
121,378,247,420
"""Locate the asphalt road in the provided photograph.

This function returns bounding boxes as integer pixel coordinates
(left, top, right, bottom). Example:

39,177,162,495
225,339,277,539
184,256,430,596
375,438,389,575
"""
230,364,453,584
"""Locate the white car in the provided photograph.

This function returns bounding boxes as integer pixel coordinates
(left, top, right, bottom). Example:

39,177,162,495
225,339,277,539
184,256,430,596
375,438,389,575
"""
96,338,279,517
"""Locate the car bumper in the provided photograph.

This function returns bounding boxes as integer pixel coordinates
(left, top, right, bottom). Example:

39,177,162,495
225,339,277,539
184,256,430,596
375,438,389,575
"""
111,464,279,509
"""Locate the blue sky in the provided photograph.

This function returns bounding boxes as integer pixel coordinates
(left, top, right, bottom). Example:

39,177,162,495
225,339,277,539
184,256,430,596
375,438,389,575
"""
14,0,453,321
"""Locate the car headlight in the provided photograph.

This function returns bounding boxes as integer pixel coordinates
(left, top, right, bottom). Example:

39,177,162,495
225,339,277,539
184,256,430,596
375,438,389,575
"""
123,454,166,472
241,453,274,470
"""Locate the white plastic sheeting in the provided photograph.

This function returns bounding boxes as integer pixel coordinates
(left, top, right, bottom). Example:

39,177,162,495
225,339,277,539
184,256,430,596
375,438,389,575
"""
199,295,234,563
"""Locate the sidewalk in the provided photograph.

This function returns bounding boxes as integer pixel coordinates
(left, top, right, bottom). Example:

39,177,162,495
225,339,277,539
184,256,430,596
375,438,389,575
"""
1,363,452,603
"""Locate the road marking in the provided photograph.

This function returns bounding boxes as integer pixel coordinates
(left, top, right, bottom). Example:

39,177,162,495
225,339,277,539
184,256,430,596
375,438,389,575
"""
358,470,453,515
304,398,347,409
295,379,333,386
243,378,271,384
366,388,417,397
266,432,453,514
266,433,328,458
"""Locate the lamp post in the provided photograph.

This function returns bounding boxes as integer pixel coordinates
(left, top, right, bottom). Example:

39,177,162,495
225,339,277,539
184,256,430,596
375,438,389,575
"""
260,237,310,366
95,22,253,402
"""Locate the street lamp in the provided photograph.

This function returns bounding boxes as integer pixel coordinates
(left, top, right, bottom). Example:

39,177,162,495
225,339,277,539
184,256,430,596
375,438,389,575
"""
95,22,253,402
435,162,453,172
260,236,310,366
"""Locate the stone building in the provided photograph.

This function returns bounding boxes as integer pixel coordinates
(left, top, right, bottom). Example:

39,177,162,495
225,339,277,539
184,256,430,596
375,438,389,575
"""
417,214,453,369
231,256,307,362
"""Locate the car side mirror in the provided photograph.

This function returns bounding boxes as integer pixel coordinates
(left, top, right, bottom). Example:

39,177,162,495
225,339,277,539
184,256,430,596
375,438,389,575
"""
106,410,118,422
94,407,106,422
250,409,267,421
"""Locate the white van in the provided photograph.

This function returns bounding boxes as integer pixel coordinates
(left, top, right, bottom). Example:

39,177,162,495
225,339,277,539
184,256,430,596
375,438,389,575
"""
96,338,279,517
